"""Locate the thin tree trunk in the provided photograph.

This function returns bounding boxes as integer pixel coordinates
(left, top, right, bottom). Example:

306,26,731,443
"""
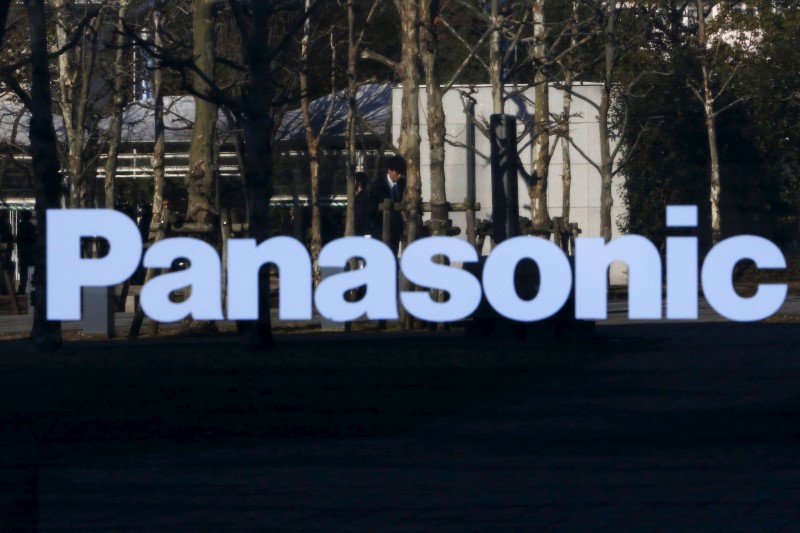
421,0,447,235
300,0,321,283
489,0,503,113
26,0,63,350
560,1,576,224
697,0,722,244
54,0,103,209
344,0,357,238
150,0,166,225
104,0,131,210
561,72,572,223
186,0,218,225
54,0,80,207
598,1,616,242
530,0,551,230
393,0,422,245
705,91,721,243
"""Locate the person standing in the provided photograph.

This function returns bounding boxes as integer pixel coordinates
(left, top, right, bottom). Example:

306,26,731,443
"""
369,155,407,254
0,213,12,295
16,211,36,295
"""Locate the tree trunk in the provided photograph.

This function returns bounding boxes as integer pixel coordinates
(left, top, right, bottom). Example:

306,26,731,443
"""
186,0,218,225
420,0,448,235
560,72,572,224
300,0,321,283
231,0,276,349
697,0,722,244
705,92,722,244
530,0,551,230
26,0,63,350
598,1,617,242
393,0,422,246
560,2,576,224
104,0,131,210
150,0,166,226
54,0,103,209
489,0,503,113
344,0,357,238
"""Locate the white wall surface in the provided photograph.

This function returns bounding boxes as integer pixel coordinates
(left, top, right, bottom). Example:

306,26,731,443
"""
391,83,628,285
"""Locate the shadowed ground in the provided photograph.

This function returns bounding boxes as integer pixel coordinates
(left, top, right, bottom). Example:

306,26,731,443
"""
1,322,800,530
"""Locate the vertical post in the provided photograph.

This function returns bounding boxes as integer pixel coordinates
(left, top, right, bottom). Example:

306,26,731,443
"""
220,208,231,317
490,114,519,244
465,99,477,248
82,286,114,337
552,216,563,250
380,197,393,330
382,198,392,247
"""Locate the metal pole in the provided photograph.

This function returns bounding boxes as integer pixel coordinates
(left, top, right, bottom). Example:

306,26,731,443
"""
490,114,519,244
465,100,477,247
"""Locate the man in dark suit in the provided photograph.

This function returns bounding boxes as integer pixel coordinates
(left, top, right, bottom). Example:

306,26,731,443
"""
369,155,407,255
15,211,36,295
0,212,13,295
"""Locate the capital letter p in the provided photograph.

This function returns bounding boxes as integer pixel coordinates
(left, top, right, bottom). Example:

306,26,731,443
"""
47,209,143,320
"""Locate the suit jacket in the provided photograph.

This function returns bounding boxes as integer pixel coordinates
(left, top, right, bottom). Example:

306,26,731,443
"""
369,175,406,252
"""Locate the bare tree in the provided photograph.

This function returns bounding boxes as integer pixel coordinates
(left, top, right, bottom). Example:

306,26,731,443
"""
150,0,166,224
392,0,423,245
557,0,579,224
420,0,448,236
343,0,381,238
561,1,651,242
530,0,551,229
103,0,131,210
361,0,424,247
26,0,65,350
185,0,220,225
227,0,310,349
688,0,751,244
299,0,336,283
343,0,358,238
53,0,107,209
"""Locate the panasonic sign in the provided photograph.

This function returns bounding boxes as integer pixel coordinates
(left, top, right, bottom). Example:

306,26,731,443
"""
46,206,788,323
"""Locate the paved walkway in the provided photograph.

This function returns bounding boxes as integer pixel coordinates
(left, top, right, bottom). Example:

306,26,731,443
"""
2,295,800,336
9,321,799,530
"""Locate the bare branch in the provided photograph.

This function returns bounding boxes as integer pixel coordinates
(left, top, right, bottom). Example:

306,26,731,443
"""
360,49,399,74
445,138,489,162
2,75,32,108
550,82,601,112
567,133,601,173
439,15,490,74
713,94,751,117
442,24,494,93
0,9,101,76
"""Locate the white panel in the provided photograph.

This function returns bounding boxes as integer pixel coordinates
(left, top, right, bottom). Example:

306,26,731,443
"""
587,168,602,209
569,164,591,209
585,207,602,238
570,209,591,239
548,166,563,209
584,121,602,164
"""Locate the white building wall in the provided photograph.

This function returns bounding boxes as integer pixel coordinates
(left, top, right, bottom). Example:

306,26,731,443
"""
391,83,628,285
